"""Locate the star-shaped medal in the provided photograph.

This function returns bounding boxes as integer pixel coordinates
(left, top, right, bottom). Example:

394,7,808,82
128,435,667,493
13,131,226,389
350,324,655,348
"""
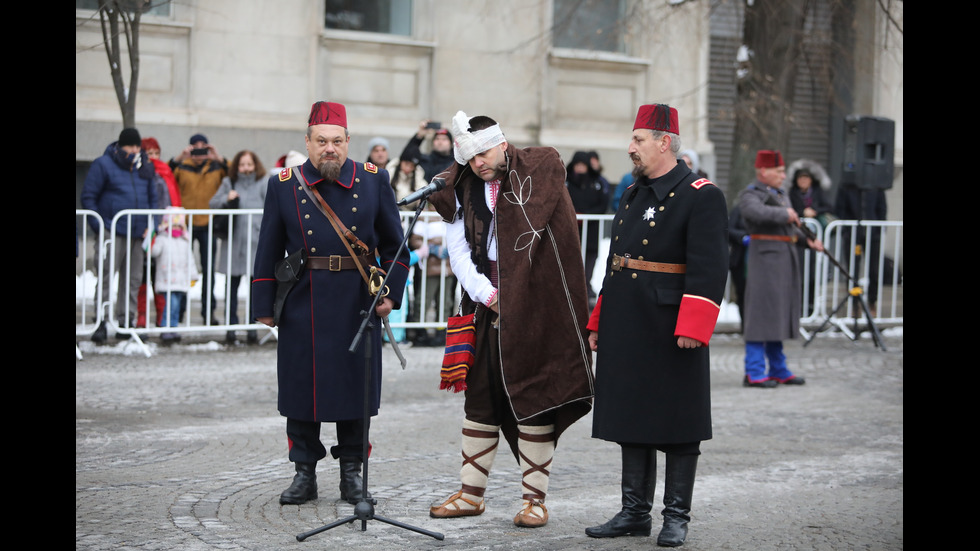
642,207,656,221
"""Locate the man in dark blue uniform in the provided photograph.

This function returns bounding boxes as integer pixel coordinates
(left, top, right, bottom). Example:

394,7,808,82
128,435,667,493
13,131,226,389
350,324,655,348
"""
584,104,729,547
252,101,410,506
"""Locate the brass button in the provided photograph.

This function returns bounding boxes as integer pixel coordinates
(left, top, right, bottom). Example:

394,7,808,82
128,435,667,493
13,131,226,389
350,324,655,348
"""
304,214,310,219
311,247,317,253
307,230,313,235
618,220,623,225
301,199,307,204
669,192,675,197
614,236,619,241
355,178,360,183
631,273,637,279
353,194,359,199
638,256,644,261
351,226,357,231
649,221,655,227
642,239,648,245
659,206,665,211
352,207,357,213
625,204,629,209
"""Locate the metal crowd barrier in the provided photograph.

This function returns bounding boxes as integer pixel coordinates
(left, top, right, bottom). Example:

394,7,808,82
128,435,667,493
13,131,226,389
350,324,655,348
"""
76,209,902,357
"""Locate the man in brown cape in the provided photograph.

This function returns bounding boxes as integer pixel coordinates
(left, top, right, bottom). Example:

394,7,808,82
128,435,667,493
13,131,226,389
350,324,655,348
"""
426,111,594,528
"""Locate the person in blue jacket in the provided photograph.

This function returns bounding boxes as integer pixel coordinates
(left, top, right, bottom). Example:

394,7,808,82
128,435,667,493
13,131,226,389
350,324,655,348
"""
251,101,411,506
81,127,158,343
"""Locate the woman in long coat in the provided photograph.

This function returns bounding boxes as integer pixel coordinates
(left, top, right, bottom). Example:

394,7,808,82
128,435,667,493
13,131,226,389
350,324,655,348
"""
210,150,267,342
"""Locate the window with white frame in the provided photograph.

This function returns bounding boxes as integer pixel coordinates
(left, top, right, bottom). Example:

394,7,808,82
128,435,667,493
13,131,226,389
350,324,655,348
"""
324,0,412,36
552,0,627,54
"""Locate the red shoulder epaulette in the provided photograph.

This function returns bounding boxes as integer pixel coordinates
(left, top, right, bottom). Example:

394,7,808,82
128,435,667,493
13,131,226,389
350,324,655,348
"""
279,167,293,181
690,178,715,190
364,162,378,174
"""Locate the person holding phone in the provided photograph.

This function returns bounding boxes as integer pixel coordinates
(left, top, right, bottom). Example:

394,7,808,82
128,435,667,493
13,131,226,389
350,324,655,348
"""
169,133,229,324
399,119,455,183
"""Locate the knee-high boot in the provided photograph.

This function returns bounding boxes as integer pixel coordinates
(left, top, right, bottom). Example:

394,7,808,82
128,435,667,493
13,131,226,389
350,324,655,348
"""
430,419,499,518
657,453,698,547
279,462,317,505
513,424,555,527
586,445,656,538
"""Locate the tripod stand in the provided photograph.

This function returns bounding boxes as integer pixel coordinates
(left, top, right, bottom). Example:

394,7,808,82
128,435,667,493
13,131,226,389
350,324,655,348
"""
803,223,886,351
297,198,444,542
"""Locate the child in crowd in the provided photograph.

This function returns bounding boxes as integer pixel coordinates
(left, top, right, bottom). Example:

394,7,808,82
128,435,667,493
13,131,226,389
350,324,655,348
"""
151,209,198,343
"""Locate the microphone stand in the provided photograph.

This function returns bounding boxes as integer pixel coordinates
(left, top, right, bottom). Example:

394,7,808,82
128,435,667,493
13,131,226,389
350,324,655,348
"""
296,198,444,542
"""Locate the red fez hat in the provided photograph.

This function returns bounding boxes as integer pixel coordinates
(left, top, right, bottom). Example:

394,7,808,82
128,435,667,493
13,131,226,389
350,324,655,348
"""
308,101,347,128
140,137,161,151
754,150,784,168
633,104,680,134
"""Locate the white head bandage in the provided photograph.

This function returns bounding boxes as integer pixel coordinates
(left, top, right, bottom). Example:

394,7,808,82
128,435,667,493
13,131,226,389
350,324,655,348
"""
451,110,506,165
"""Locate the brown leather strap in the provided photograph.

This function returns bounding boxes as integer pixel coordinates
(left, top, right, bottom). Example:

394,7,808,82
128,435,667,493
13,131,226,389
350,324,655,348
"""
307,255,369,271
750,234,797,243
294,169,374,286
611,254,686,274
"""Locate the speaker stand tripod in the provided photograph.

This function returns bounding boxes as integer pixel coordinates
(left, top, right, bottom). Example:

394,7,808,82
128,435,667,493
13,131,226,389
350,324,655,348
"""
296,199,444,542
803,246,886,351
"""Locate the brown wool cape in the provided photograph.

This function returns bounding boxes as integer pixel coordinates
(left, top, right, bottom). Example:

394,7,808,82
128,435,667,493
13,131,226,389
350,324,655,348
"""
429,144,594,458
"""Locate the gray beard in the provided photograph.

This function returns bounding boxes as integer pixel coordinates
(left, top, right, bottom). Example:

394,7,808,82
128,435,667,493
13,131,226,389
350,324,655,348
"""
318,159,342,181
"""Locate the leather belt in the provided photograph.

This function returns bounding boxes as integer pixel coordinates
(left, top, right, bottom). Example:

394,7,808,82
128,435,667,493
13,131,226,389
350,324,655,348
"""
750,234,797,243
611,254,686,274
307,255,367,271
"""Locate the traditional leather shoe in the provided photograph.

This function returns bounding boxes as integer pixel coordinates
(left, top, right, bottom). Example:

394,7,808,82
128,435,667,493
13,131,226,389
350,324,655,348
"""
339,458,375,505
586,511,653,538
225,331,238,344
430,490,485,518
246,330,259,345
777,376,806,385
743,376,777,388
280,462,317,505
514,498,548,527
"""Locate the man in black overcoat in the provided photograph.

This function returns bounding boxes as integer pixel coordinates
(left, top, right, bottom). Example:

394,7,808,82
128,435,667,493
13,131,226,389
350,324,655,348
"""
252,101,410,506
584,104,729,547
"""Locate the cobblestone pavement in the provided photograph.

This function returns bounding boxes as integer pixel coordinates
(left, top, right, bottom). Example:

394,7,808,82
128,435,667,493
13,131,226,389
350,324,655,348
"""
76,328,903,550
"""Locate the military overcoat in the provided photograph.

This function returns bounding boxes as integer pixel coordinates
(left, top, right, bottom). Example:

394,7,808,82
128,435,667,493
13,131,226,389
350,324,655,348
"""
252,158,410,422
590,161,728,445
737,182,808,342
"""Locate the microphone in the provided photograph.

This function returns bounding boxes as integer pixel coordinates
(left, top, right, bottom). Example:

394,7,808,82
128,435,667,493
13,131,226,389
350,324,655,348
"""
397,177,446,207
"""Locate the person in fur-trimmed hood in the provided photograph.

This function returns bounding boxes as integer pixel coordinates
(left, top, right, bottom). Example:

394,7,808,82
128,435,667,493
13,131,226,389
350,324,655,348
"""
786,158,834,227
426,111,594,529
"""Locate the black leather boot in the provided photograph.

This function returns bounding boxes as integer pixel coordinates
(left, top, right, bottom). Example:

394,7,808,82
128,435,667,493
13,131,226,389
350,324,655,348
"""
91,321,107,344
339,458,375,505
279,462,317,505
586,446,656,538
657,453,698,547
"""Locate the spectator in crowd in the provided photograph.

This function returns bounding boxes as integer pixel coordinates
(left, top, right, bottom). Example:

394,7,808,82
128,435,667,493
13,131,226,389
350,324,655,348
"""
388,150,428,210
679,149,709,179
409,202,457,346
210,149,268,344
787,159,835,314
151,209,198,344
400,120,455,183
170,133,229,324
565,150,610,301
366,136,391,168
138,137,182,328
81,128,158,343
